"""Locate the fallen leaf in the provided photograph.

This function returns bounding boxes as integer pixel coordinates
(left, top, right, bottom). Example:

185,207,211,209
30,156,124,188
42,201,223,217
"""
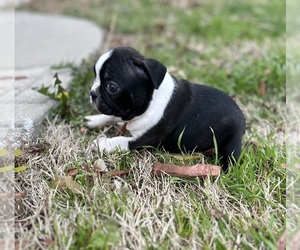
67,168,78,177
40,237,54,247
276,231,286,250
259,81,266,96
80,127,87,133
152,162,221,178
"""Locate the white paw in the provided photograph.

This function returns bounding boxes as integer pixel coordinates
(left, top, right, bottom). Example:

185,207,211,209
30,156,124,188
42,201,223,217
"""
85,115,107,128
92,136,131,153
85,114,123,129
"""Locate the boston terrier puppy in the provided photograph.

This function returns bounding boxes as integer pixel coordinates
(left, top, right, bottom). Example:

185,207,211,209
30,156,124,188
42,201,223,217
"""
86,46,246,170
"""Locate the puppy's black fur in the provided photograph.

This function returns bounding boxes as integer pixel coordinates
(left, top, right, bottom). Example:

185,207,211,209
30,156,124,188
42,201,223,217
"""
131,78,245,170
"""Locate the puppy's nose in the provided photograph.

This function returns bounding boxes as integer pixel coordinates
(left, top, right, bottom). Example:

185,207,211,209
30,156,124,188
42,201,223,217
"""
90,90,97,102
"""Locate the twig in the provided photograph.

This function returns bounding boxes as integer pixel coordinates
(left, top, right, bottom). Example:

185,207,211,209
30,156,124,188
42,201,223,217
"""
103,12,118,52
152,162,220,178
104,169,131,178
115,123,127,136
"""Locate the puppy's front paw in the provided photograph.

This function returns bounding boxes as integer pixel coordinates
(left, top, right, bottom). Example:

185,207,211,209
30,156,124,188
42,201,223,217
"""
92,136,132,153
85,114,123,129
85,115,106,128
93,137,111,152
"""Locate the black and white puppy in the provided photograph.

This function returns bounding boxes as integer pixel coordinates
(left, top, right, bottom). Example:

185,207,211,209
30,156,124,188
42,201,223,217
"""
86,46,246,170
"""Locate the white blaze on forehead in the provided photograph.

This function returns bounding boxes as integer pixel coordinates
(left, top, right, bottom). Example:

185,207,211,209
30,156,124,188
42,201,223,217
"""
92,49,113,91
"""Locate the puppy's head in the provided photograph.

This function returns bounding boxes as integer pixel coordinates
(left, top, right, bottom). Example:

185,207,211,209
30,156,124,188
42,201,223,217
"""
90,46,167,120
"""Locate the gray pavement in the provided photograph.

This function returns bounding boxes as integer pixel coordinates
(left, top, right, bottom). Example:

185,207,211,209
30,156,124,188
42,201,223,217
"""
0,10,105,147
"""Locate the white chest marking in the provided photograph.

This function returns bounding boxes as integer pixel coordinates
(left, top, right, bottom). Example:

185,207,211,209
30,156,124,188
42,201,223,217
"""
127,72,175,137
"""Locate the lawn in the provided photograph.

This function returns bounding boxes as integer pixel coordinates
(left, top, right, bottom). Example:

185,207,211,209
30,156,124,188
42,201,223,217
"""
15,0,287,249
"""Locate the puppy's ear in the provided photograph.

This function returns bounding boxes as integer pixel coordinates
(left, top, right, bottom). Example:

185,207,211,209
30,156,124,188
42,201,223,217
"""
140,58,167,89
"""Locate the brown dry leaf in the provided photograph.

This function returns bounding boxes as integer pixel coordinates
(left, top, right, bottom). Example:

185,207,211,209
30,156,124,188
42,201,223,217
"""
152,162,221,178
67,168,78,177
259,81,266,96
40,237,54,247
54,176,83,194
80,127,87,133
276,231,286,250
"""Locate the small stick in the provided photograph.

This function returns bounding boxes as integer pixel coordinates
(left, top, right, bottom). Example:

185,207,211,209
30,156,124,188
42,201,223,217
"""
115,123,127,136
152,162,220,178
104,169,131,178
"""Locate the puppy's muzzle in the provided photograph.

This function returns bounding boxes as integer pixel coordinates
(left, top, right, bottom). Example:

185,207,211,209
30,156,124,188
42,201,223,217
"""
90,90,97,103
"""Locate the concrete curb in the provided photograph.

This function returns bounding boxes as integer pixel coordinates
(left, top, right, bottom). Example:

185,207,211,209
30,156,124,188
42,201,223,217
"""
0,11,105,147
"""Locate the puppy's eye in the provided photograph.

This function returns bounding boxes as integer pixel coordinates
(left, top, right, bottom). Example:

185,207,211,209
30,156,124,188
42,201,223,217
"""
106,82,119,94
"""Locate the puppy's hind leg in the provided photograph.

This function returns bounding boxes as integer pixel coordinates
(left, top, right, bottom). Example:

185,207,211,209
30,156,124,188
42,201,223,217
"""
219,136,242,172
85,114,122,128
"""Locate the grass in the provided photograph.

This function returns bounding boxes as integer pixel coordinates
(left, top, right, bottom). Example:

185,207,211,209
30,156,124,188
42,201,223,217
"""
12,0,289,249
